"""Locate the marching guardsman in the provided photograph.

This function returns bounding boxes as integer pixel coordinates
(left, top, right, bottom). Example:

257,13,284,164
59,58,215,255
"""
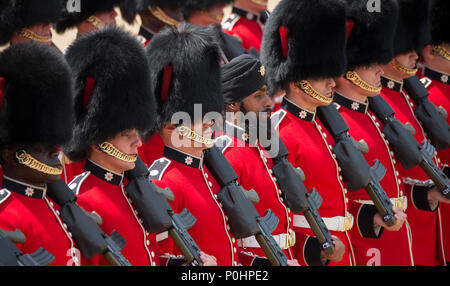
419,0,450,264
182,0,246,64
378,0,447,265
137,0,185,169
62,26,216,266
261,0,351,266
146,23,263,266
0,42,81,266
222,0,268,54
333,0,415,266
0,0,63,46
218,54,299,265
54,0,122,38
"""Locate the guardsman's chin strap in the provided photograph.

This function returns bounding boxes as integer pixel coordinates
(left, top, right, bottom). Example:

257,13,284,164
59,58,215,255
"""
296,80,333,104
86,16,107,29
177,125,215,146
97,142,138,163
18,28,51,43
390,58,418,76
345,71,382,93
432,45,450,61
16,150,62,175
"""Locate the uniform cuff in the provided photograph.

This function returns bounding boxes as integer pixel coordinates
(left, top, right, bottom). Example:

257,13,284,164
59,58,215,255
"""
304,236,329,266
357,204,384,239
411,185,439,212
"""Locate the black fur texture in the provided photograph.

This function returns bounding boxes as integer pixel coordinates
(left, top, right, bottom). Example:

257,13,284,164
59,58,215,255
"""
346,0,399,70
430,0,449,45
260,0,348,93
146,23,223,131
0,42,74,146
63,27,156,162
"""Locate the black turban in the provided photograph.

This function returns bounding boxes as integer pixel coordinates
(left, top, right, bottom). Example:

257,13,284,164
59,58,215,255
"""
221,54,266,105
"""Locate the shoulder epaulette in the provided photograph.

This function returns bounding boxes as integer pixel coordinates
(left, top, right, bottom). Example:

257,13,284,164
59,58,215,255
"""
148,158,171,180
68,171,91,195
0,189,11,205
270,109,287,131
214,135,233,154
420,77,432,89
222,13,241,31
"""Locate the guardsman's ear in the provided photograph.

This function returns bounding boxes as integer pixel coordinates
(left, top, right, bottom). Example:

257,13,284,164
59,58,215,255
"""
225,102,240,112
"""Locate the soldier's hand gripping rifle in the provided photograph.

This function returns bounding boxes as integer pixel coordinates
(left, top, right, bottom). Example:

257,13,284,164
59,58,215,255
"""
403,76,450,150
125,156,203,266
262,124,335,255
47,180,131,266
203,145,288,266
368,95,450,199
316,104,397,227
0,228,54,266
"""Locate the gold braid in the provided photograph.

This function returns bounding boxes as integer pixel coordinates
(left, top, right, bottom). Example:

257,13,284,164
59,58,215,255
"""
98,142,137,163
18,28,51,43
16,150,62,175
177,126,215,146
296,80,333,104
432,45,450,61
390,58,418,76
345,71,382,93
148,6,181,26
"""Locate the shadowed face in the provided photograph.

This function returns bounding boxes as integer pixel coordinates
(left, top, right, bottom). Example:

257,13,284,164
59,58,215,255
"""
1,143,62,185
353,64,384,97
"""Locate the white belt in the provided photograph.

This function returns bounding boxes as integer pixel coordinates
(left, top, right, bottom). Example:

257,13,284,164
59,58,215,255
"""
237,231,296,250
293,214,354,232
353,196,408,212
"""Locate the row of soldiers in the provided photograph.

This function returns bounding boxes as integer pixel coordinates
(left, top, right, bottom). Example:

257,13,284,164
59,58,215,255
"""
0,0,449,266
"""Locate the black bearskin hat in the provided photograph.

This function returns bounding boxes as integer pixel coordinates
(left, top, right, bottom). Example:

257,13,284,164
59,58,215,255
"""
148,0,185,8
119,0,147,24
0,0,64,45
260,0,348,93
394,0,431,56
63,27,156,162
182,0,234,19
346,0,399,70
0,42,73,147
54,0,120,34
146,23,223,131
429,0,449,45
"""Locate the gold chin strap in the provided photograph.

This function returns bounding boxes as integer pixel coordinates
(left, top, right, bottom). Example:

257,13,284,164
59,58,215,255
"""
148,6,181,26
18,28,51,43
251,0,268,6
432,45,450,61
87,16,107,29
390,58,418,76
345,71,382,93
16,150,62,175
98,142,137,163
296,80,333,104
177,125,215,146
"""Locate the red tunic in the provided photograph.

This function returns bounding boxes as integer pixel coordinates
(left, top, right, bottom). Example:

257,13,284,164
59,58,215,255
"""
216,121,295,261
271,98,355,266
72,160,175,266
138,133,165,168
0,176,80,266
419,67,450,263
333,92,414,266
222,9,263,52
380,76,446,265
148,146,260,266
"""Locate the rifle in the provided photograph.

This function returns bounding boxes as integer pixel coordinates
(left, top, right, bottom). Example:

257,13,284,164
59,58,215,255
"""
403,75,450,150
368,95,450,199
316,104,397,226
125,157,204,266
0,228,54,266
263,127,335,254
203,145,288,266
47,180,131,266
